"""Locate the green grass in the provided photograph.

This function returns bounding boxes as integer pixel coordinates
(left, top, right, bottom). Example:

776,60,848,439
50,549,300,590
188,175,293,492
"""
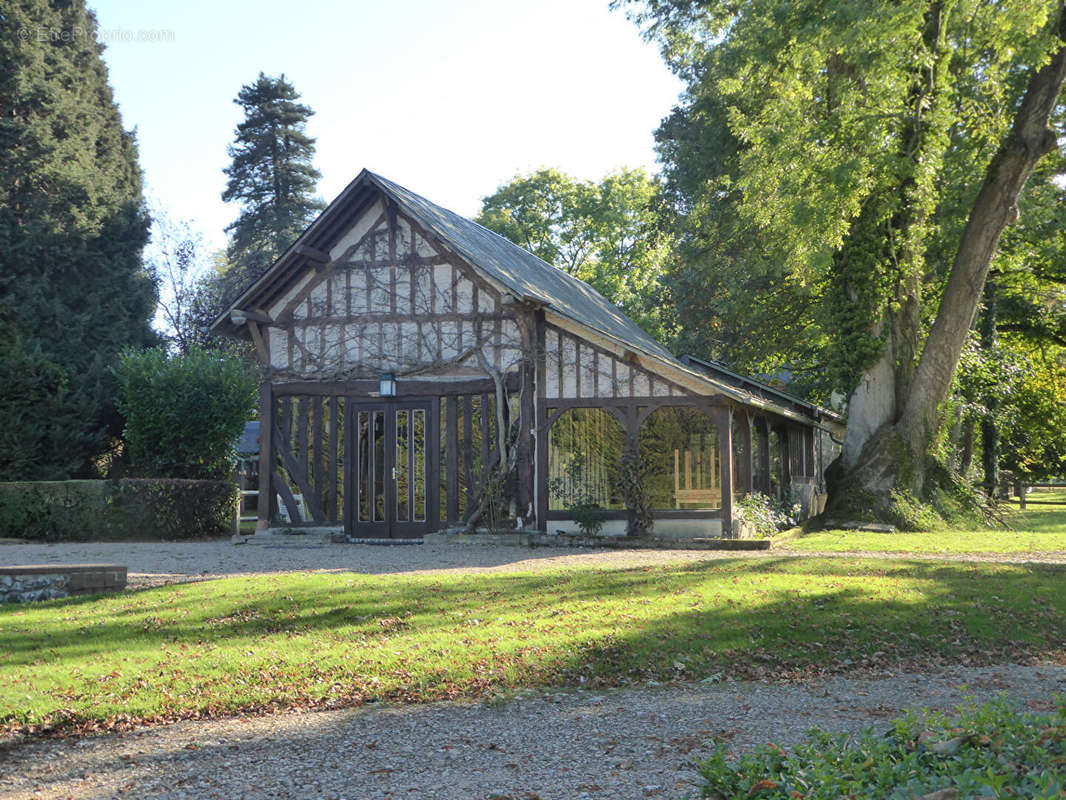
782,490,1066,554
2,558,1065,736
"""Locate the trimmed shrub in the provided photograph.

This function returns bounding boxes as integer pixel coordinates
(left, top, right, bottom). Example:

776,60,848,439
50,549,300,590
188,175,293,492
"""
0,479,237,541
698,698,1066,799
115,347,256,479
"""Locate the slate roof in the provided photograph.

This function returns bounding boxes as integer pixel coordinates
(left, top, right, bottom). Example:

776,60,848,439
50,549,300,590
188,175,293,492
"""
237,421,259,456
212,169,835,426
365,172,677,363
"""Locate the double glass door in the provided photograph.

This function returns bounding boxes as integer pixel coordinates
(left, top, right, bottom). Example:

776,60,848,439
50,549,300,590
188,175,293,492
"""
345,401,432,539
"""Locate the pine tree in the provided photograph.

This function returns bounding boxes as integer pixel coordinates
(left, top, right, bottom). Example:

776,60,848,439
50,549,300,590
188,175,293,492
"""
0,0,157,479
221,73,324,288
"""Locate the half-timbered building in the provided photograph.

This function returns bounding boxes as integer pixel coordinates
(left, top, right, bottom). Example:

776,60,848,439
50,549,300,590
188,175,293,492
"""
212,170,842,541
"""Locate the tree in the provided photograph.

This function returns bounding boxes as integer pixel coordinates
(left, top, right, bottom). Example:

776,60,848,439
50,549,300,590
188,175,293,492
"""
623,0,1066,523
115,347,257,479
476,168,675,341
0,0,158,479
148,210,218,354
221,73,324,290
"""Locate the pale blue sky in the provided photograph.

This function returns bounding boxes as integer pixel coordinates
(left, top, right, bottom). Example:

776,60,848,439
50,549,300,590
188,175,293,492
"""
89,0,683,252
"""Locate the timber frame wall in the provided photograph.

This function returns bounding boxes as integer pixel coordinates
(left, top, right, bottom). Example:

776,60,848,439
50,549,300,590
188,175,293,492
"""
242,184,832,539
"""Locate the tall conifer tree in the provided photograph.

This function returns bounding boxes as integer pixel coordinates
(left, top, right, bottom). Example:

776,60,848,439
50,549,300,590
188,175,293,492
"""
221,73,324,287
0,0,157,479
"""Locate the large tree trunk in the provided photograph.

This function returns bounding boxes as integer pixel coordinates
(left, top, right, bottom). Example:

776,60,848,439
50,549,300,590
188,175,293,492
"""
842,7,1066,512
840,2,941,468
980,280,1000,498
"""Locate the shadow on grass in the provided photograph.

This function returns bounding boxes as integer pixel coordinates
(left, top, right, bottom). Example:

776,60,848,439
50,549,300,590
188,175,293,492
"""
2,558,1063,664
2,557,1065,740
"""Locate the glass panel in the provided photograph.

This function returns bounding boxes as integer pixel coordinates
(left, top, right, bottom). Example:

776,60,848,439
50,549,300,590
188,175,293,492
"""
336,398,345,521
358,411,370,522
440,398,448,523
548,408,626,511
396,410,410,522
639,407,721,510
769,429,782,499
413,409,426,522
457,397,467,518
373,410,385,522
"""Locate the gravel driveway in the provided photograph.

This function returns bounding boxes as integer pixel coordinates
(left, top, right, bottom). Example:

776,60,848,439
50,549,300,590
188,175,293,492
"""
2,664,1063,800
2,538,1065,590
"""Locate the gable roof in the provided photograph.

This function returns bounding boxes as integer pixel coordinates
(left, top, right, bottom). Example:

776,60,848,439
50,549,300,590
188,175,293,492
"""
679,355,843,425
211,169,837,428
211,169,674,363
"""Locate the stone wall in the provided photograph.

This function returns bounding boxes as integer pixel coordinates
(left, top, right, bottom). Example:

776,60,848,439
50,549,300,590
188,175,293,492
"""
0,565,127,603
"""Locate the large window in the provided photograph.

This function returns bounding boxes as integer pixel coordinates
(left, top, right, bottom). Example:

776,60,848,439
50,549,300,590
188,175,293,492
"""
639,406,721,510
548,408,626,511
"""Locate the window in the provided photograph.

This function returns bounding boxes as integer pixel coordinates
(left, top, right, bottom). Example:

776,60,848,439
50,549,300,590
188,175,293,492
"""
548,408,626,511
639,407,721,510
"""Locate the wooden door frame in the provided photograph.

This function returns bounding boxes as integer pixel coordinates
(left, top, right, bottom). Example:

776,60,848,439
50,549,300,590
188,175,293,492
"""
344,397,438,540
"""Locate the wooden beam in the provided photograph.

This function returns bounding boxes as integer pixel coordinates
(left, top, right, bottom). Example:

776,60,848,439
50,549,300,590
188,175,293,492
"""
717,406,734,538
247,321,269,364
736,410,753,497
232,309,273,325
327,396,339,522
257,382,273,531
271,375,520,397
446,396,459,524
294,244,331,264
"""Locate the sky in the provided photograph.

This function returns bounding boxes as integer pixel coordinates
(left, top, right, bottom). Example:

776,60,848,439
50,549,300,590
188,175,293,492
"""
88,0,684,253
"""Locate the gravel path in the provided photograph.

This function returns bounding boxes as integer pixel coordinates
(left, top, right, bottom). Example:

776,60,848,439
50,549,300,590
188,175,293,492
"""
2,664,1063,800
1,539,1065,590
2,541,1065,799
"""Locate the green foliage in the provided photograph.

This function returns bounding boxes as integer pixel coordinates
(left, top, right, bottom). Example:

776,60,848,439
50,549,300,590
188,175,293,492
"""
998,343,1066,482
0,479,236,541
0,0,158,479
548,462,608,536
476,167,676,342
621,0,1065,410
737,492,798,539
222,73,325,287
618,446,653,536
698,699,1066,799
115,348,256,479
0,327,70,481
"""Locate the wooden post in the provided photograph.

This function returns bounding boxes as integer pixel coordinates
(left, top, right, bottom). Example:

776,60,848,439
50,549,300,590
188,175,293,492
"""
778,425,792,490
717,406,734,538
534,311,548,532
736,410,753,497
256,382,273,533
755,417,771,494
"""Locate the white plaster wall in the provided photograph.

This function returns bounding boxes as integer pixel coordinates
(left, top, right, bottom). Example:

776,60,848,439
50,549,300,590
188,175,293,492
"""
269,329,288,369
329,199,384,260
596,353,615,398
415,232,437,258
546,518,723,538
579,346,595,397
616,362,632,397
330,273,347,316
633,371,650,397
561,337,577,398
433,265,452,312
395,217,412,254
455,277,474,313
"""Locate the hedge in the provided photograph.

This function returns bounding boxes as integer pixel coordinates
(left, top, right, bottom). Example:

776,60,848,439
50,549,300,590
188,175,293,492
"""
0,479,237,541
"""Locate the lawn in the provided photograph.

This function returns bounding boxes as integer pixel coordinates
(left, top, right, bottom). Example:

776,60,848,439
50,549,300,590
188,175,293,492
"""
781,490,1066,554
2,557,1065,737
